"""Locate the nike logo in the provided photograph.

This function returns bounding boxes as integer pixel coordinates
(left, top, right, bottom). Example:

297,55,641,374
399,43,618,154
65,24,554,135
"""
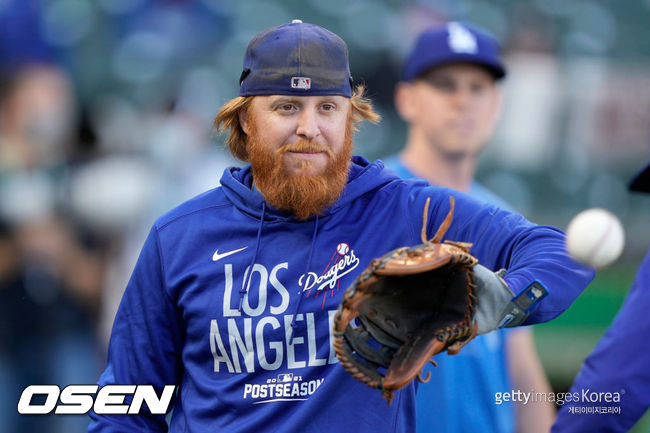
212,246,248,262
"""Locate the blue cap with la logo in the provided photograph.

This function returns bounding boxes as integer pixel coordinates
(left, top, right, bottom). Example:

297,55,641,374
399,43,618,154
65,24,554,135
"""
238,20,353,97
402,21,506,81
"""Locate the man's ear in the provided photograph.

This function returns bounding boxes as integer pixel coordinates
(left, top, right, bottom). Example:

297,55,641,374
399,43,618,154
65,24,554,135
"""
394,82,416,123
239,107,250,135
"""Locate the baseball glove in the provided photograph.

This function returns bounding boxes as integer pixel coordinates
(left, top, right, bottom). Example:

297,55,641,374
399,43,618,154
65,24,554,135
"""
333,196,478,404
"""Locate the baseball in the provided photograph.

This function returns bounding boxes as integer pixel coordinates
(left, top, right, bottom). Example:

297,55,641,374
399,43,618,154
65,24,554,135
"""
337,243,350,255
565,208,625,269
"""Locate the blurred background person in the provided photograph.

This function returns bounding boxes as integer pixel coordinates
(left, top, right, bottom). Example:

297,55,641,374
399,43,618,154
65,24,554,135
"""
383,22,555,433
0,62,105,433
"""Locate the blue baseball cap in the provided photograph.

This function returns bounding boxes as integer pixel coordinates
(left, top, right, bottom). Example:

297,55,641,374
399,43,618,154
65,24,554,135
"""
402,21,506,82
239,20,353,97
629,162,650,193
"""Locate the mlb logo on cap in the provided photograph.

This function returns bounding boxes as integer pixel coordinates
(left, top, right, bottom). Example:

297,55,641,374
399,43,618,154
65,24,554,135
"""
291,77,311,90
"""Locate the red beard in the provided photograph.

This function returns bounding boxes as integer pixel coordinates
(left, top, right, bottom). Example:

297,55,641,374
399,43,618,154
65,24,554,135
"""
247,119,353,221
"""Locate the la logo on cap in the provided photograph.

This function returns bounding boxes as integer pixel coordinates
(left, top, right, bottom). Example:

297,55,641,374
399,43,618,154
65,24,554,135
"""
447,22,478,54
291,76,311,90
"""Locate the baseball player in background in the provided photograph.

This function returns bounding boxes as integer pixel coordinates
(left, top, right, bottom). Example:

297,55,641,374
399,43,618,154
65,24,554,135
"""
383,22,555,433
552,161,650,433
88,20,594,432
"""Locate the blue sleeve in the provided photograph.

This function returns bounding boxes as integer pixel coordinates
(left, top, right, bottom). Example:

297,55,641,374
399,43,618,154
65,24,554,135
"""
88,227,183,432
409,185,596,324
552,251,650,433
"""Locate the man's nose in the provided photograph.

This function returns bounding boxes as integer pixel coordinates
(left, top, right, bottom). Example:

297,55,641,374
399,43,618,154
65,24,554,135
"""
451,88,472,110
296,108,320,139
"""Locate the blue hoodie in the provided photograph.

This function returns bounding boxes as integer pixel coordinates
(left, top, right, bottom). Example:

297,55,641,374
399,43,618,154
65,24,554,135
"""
89,156,594,432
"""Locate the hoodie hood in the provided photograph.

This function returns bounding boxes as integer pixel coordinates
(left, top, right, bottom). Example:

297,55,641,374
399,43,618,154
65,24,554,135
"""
220,156,395,221
219,155,398,330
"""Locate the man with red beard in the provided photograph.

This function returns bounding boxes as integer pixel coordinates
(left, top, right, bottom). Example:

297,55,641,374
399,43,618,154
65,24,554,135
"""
89,21,594,433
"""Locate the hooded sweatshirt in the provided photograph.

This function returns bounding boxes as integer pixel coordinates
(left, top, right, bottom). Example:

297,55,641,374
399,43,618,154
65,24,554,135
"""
89,156,594,432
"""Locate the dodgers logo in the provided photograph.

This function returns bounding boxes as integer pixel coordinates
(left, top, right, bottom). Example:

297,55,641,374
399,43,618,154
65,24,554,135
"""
297,243,359,307
447,22,478,54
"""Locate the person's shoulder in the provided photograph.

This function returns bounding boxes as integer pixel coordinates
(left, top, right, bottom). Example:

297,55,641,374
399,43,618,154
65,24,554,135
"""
348,155,421,194
372,159,432,195
379,154,401,169
378,154,416,180
154,186,230,231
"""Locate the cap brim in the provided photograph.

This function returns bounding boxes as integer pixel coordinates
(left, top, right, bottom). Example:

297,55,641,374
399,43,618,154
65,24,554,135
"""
483,63,506,80
447,59,506,80
407,56,506,82
628,163,650,193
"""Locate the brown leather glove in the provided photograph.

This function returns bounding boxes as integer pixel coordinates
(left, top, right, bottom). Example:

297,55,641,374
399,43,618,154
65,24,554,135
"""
333,197,478,405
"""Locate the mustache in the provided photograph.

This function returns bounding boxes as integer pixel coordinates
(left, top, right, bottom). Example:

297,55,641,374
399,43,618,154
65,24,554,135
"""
278,141,334,157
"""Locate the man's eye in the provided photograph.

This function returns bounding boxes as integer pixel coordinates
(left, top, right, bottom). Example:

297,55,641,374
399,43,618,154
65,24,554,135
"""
471,83,487,94
275,102,298,112
432,80,455,92
321,103,335,111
